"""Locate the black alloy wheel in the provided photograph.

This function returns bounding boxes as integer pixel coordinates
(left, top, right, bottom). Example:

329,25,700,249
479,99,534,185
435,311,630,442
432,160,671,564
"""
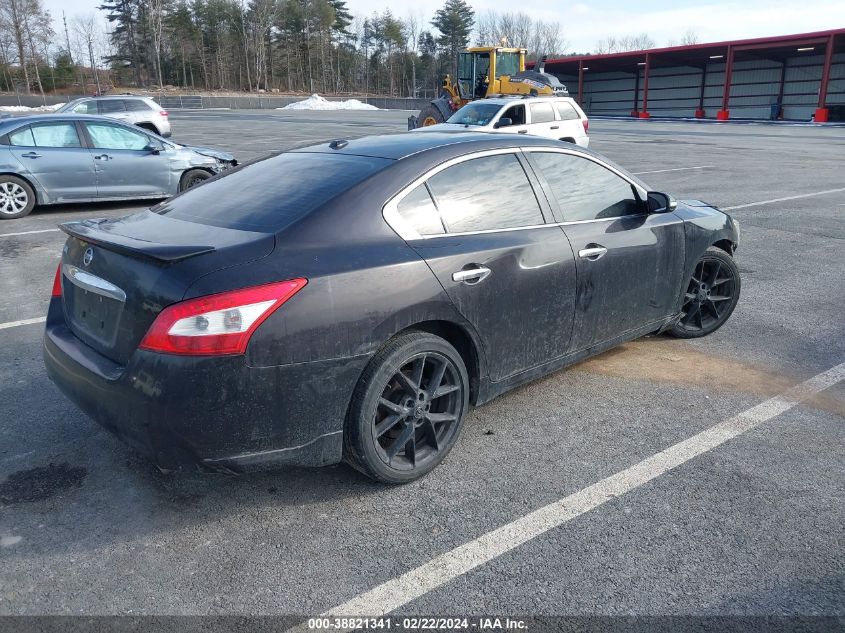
668,246,740,338
344,332,469,484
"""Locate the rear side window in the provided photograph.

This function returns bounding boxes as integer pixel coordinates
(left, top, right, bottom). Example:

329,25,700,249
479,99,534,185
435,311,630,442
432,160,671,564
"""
98,100,126,114
156,152,391,232
123,99,154,111
8,127,35,147
530,102,555,123
31,123,82,148
397,184,445,236
532,152,642,221
427,154,543,233
555,101,580,120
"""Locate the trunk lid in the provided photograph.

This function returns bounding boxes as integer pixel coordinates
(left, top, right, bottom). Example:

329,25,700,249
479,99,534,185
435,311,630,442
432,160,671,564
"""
58,210,274,365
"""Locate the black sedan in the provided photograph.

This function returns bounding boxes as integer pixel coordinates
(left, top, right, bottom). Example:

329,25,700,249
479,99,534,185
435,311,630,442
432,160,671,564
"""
44,133,740,483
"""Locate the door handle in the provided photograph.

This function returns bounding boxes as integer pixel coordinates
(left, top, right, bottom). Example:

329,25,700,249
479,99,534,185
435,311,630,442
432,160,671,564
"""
21,151,41,158
578,246,608,261
517,129,528,134
452,266,491,284
94,154,110,161
550,125,559,130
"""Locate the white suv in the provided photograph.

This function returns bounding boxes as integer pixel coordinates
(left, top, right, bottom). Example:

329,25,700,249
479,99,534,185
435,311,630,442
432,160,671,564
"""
414,96,589,147
55,96,171,137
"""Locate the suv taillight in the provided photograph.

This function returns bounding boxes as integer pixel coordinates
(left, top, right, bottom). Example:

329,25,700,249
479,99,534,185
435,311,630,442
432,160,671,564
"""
139,279,307,356
582,119,589,133
160,110,168,117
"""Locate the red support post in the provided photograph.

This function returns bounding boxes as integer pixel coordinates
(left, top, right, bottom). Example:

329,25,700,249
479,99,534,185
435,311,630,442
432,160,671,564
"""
815,34,835,123
578,59,584,107
639,53,651,118
718,45,733,120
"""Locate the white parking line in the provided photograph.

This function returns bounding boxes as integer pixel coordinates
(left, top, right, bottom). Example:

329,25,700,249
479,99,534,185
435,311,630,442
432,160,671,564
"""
722,187,845,210
0,228,60,238
292,361,845,627
632,165,713,175
0,316,46,330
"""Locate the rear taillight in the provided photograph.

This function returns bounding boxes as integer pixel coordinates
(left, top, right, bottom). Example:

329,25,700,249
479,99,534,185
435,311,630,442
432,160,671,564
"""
160,110,168,117
582,119,589,133
139,279,307,356
51,263,62,298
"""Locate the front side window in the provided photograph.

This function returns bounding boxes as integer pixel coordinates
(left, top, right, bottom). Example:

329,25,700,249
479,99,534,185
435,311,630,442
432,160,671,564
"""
529,102,555,124
426,153,543,233
30,123,82,148
86,123,150,150
500,104,525,125
531,152,643,221
396,184,444,236
71,101,97,114
98,100,126,114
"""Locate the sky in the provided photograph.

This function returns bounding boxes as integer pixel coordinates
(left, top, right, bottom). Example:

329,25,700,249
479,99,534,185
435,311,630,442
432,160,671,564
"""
45,0,845,54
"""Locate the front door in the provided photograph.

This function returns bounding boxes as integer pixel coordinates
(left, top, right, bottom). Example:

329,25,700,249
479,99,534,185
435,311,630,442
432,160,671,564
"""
82,122,171,198
526,149,685,351
392,151,577,382
7,121,97,201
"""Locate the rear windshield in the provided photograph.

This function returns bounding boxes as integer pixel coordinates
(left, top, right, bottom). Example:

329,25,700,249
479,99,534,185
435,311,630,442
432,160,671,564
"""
155,152,391,232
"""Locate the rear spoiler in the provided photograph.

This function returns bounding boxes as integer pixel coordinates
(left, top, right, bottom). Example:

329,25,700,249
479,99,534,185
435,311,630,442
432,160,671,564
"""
60,219,215,263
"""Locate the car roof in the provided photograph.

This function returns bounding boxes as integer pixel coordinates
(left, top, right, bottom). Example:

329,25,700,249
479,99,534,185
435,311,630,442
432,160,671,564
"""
0,113,132,128
72,95,152,100
290,131,590,161
467,96,575,107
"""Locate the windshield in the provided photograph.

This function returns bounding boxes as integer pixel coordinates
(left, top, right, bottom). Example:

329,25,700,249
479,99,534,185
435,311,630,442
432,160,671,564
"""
446,103,503,126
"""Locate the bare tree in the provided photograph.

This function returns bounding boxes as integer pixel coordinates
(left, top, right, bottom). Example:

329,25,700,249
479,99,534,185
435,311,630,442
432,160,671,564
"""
73,15,102,94
680,29,699,45
596,33,655,53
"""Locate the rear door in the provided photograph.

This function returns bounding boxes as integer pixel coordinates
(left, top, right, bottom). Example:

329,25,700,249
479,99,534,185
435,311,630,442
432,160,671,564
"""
525,148,685,351
387,149,577,381
553,100,587,144
6,121,97,201
527,101,559,139
81,121,172,198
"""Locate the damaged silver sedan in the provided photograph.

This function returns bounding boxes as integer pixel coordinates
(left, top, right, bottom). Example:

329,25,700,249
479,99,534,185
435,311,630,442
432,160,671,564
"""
0,114,236,219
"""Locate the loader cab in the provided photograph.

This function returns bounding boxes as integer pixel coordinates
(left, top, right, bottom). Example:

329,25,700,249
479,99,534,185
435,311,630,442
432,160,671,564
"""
458,48,527,99
458,51,491,99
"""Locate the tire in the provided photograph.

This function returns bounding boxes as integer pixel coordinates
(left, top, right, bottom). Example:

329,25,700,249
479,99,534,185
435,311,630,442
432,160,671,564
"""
343,331,470,484
667,246,740,338
0,175,36,219
179,169,211,192
417,103,446,127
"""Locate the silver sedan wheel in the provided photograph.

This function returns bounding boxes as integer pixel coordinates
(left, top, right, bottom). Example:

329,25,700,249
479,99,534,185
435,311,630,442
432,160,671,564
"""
0,182,29,216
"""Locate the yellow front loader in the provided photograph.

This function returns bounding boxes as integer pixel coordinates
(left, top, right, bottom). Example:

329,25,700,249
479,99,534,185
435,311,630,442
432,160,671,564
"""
409,47,569,128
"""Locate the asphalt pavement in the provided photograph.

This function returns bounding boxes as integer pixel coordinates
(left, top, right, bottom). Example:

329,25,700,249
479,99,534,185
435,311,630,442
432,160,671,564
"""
0,109,842,624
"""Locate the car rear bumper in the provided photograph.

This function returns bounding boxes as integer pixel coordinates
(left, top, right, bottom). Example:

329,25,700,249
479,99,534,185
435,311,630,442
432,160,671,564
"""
43,299,369,472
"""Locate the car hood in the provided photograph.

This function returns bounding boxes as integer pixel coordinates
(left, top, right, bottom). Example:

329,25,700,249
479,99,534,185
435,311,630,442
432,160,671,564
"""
182,145,236,163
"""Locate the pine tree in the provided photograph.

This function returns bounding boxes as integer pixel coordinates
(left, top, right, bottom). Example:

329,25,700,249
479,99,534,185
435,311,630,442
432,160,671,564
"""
431,0,473,79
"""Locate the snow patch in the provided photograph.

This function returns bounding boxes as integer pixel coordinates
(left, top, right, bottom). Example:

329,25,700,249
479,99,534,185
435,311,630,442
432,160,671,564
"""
0,103,62,113
278,94,379,111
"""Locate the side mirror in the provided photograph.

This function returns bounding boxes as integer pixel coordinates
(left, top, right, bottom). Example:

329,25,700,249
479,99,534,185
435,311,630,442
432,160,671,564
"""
647,191,677,213
144,143,162,155
495,117,513,129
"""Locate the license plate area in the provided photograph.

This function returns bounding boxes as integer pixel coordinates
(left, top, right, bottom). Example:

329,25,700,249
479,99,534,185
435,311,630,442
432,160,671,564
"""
63,266,126,350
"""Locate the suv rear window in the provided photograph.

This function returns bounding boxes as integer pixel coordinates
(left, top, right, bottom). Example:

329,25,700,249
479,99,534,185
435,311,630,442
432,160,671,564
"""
99,100,126,114
156,152,391,232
